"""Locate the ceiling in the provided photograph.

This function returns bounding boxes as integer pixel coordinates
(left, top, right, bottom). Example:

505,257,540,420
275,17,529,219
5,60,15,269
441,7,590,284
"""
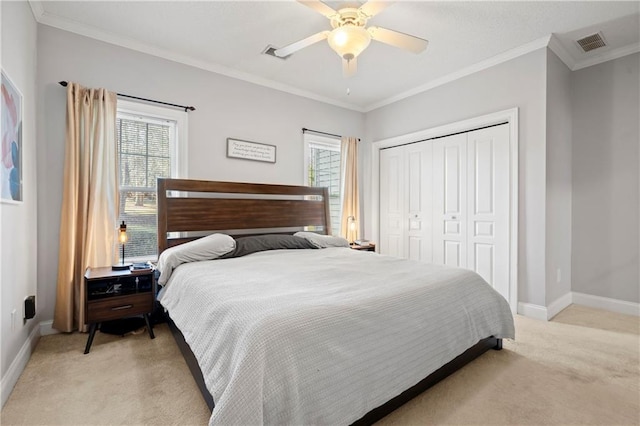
31,1,640,112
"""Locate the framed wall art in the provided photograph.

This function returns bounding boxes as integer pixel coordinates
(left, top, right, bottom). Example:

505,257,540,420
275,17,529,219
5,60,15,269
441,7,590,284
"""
1,69,23,203
227,138,276,164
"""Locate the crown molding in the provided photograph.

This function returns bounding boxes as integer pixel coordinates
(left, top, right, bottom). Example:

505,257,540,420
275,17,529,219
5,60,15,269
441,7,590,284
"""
572,42,640,70
28,0,44,21
29,1,365,113
547,34,576,70
364,35,552,112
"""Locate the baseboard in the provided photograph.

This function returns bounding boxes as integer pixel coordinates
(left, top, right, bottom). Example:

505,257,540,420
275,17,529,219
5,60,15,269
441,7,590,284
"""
518,292,639,322
1,324,40,408
39,319,60,336
517,302,548,321
546,292,573,320
572,292,640,317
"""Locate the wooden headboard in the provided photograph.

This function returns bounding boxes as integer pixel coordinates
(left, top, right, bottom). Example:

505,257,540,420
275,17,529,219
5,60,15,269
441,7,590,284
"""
157,178,332,253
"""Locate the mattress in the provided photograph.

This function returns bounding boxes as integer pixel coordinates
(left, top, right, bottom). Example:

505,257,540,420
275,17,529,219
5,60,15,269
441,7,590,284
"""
159,247,515,425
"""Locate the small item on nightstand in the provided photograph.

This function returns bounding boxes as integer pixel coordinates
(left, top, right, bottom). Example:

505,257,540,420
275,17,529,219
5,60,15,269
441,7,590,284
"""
132,262,153,271
354,239,370,246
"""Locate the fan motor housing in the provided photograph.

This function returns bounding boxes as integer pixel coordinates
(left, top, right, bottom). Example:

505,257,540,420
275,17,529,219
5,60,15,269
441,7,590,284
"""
331,8,368,29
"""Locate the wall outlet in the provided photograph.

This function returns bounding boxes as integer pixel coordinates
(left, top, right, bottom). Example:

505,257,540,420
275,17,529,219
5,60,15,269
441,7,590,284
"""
556,268,562,283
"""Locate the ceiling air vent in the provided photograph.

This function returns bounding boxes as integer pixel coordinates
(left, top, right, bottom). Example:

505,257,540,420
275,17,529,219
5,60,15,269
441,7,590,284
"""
576,32,607,53
262,45,289,60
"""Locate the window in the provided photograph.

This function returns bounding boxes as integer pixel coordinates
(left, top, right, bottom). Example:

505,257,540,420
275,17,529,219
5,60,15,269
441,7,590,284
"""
116,100,187,261
304,133,341,235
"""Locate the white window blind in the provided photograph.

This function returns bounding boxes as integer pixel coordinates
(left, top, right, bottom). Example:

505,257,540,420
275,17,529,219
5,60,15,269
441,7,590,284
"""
304,134,341,235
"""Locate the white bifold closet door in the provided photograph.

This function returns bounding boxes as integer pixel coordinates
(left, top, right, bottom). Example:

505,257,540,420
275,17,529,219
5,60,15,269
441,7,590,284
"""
380,124,510,299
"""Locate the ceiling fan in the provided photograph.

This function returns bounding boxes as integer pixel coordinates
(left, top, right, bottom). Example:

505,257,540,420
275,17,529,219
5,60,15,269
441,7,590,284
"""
274,0,429,77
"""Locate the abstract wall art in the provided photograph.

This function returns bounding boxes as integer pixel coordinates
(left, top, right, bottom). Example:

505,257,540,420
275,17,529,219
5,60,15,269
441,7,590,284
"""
1,70,23,203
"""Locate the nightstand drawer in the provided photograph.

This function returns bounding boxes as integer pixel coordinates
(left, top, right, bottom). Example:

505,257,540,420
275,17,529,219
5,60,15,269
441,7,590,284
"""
87,293,153,323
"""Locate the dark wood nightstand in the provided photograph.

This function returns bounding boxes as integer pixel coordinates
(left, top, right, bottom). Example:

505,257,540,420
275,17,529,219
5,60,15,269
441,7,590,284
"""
350,243,376,252
84,266,156,354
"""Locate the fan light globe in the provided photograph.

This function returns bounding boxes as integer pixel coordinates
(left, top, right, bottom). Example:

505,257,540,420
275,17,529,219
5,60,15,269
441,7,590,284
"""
327,26,371,60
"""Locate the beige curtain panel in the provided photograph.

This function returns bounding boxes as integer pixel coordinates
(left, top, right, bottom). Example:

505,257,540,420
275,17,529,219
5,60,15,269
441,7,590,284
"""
53,83,119,333
340,136,359,242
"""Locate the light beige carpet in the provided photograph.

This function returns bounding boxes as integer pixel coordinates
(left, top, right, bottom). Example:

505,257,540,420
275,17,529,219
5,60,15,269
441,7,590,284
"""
2,304,638,425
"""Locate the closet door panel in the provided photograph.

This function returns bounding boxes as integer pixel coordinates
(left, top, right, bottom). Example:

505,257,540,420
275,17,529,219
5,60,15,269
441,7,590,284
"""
467,124,510,296
433,134,467,268
380,147,405,257
406,143,432,262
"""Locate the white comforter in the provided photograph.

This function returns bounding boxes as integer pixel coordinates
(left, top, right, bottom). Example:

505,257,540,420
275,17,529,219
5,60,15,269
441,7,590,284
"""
160,248,515,425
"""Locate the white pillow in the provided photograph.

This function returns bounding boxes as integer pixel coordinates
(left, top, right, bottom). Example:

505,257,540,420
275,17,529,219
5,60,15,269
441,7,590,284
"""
157,233,235,285
294,232,350,249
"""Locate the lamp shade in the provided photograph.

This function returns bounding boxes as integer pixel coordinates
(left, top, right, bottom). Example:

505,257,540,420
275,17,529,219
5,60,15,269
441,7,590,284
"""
118,221,128,244
347,216,357,244
327,26,371,60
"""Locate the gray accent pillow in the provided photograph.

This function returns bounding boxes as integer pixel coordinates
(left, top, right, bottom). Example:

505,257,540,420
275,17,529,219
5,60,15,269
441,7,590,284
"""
220,234,317,259
294,231,350,248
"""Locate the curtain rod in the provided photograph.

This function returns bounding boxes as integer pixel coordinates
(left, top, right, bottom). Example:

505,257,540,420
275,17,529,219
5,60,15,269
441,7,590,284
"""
58,81,196,112
302,128,360,141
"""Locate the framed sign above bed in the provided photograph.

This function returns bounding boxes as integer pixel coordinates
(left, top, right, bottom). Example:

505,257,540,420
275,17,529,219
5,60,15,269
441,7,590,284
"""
227,138,276,163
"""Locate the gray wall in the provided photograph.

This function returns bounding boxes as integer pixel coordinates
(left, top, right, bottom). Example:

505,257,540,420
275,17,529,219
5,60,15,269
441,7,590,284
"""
545,49,573,305
36,25,364,322
1,1,39,383
364,48,548,306
571,53,639,303
2,6,636,407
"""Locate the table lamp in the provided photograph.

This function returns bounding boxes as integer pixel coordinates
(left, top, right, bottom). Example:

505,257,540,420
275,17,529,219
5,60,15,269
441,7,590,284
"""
347,215,357,245
112,220,133,270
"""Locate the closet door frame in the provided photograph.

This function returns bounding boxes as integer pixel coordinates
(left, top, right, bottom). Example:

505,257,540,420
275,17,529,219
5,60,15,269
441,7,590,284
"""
372,108,519,312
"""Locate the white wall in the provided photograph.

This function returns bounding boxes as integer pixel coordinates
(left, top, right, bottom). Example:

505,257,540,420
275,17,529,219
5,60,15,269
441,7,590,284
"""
545,49,572,305
364,49,548,306
0,0,39,398
36,25,365,323
571,52,639,303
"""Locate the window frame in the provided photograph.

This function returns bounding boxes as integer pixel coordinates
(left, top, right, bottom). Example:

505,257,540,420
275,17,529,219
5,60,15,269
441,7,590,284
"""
116,100,188,262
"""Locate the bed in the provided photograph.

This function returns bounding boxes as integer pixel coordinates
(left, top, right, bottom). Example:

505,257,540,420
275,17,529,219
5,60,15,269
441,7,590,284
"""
156,178,515,425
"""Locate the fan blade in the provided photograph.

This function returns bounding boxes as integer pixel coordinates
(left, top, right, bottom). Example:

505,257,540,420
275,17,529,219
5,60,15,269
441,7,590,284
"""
342,57,357,78
274,31,330,57
359,1,394,18
297,0,339,18
368,26,428,53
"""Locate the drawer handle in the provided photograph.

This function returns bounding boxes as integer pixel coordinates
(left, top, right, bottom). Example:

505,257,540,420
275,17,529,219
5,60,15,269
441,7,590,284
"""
111,304,133,311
